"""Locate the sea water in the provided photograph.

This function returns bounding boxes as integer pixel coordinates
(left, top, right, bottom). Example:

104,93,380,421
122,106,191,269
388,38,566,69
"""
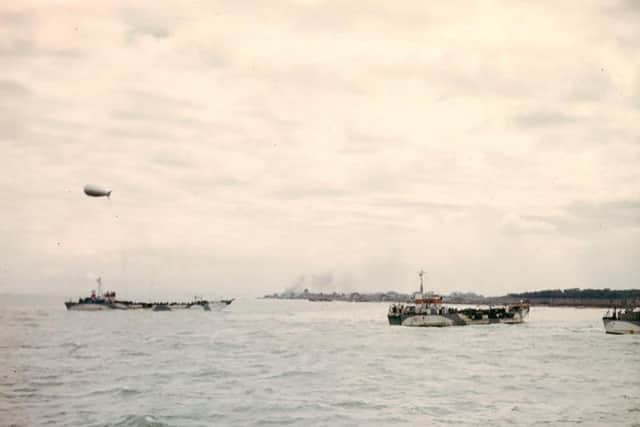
1,297,639,426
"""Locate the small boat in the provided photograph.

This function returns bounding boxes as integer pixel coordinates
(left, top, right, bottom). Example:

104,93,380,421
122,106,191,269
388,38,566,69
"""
152,304,171,312
308,296,332,302
602,307,640,334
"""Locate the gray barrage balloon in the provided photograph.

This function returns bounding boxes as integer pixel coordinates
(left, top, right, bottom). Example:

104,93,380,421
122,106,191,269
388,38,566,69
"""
83,184,112,198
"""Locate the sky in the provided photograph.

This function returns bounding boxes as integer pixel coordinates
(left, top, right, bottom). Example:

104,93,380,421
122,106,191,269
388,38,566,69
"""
1,0,639,298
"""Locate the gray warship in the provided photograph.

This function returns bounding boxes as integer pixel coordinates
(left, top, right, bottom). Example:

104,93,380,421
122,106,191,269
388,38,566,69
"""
388,271,529,327
65,278,234,311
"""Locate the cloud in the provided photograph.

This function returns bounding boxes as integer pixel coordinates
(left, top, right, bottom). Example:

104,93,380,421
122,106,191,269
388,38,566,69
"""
0,0,638,295
0,9,32,26
271,186,349,201
370,198,464,212
506,199,640,235
0,39,81,60
512,110,582,128
500,213,557,234
120,6,172,42
568,199,640,230
0,79,30,97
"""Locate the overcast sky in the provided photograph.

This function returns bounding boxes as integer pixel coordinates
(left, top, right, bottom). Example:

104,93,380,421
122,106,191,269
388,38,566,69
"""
1,0,639,298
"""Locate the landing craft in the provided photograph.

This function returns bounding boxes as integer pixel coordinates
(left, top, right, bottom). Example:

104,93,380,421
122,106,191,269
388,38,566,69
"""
387,271,530,327
83,184,111,198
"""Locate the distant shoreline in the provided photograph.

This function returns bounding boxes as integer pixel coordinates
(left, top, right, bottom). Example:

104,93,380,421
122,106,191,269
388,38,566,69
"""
264,288,640,308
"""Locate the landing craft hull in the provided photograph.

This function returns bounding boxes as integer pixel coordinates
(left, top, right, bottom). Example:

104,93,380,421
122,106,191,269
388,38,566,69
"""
389,307,529,327
110,302,130,310
207,300,233,310
603,319,640,335
65,302,111,311
400,314,458,327
65,299,232,311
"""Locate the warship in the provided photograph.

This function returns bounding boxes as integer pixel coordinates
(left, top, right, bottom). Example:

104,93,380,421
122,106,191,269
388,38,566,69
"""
388,271,529,327
602,306,640,334
64,278,234,311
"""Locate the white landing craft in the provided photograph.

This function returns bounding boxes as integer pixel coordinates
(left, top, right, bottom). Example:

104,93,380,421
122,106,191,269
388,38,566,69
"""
388,271,530,327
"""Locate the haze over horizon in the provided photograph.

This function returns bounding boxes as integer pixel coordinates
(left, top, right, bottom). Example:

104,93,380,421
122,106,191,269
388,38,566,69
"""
1,0,639,299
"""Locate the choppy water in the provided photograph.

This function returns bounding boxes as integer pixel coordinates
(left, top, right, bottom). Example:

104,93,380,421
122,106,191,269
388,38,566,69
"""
1,297,639,427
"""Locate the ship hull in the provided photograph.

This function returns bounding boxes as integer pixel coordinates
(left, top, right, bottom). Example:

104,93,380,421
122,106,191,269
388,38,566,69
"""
65,302,112,311
389,307,529,327
399,314,459,327
65,299,232,311
603,318,640,335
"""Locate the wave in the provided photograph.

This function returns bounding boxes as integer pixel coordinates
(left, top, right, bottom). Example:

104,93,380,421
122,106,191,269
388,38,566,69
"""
61,341,86,354
118,349,151,357
332,399,387,410
85,386,144,398
263,369,317,380
100,415,171,427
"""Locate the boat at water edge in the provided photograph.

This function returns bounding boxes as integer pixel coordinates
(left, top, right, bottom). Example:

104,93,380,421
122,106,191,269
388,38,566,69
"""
602,307,640,334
